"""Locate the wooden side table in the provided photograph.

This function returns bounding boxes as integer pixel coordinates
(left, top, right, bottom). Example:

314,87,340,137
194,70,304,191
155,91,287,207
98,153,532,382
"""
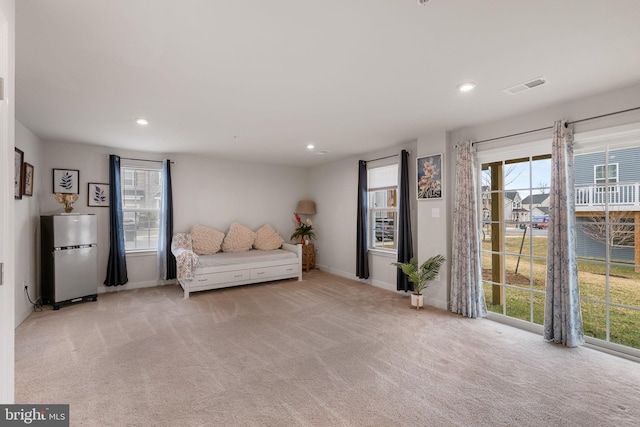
302,242,316,272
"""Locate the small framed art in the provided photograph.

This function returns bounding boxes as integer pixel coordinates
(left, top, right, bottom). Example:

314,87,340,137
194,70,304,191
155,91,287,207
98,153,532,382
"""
22,162,34,197
52,168,80,194
88,182,109,207
417,153,443,200
14,148,24,199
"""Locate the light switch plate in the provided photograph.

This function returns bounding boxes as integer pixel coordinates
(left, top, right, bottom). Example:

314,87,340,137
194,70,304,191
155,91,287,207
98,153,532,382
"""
432,208,440,218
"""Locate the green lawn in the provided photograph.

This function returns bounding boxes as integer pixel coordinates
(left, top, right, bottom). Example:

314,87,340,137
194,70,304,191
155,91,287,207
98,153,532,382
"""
481,235,640,349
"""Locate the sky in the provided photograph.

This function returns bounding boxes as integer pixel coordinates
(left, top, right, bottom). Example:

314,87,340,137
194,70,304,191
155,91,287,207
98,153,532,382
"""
483,158,552,199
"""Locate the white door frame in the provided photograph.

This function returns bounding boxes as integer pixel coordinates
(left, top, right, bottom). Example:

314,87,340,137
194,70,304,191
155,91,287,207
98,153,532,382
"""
0,2,15,404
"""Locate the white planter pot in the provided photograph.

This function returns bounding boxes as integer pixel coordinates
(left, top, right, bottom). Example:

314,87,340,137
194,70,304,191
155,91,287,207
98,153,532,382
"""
410,294,424,309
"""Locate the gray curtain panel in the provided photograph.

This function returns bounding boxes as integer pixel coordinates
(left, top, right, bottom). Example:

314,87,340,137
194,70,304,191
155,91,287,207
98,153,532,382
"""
544,120,584,347
158,159,176,281
356,160,369,279
397,149,414,292
104,155,128,286
450,141,487,318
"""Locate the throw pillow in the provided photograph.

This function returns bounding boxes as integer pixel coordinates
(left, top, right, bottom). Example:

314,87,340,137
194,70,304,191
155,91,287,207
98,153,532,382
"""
253,224,284,251
221,222,256,253
191,224,224,255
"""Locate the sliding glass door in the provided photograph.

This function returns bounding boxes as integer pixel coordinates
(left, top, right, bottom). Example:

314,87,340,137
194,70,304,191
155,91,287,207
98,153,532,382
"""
480,155,551,325
478,127,640,354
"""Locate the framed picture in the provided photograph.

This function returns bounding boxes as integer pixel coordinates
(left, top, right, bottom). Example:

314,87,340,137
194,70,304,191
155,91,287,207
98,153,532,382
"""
22,162,34,197
52,168,80,194
417,153,443,200
14,148,24,199
87,182,109,207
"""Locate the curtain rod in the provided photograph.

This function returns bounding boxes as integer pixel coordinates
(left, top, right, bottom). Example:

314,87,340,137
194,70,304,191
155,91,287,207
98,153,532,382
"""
106,155,175,164
367,150,413,163
473,106,640,145
367,154,398,162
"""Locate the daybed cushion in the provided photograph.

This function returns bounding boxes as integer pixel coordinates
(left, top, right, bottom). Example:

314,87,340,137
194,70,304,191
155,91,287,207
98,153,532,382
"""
191,224,225,255
253,224,284,251
221,222,256,253
197,249,296,268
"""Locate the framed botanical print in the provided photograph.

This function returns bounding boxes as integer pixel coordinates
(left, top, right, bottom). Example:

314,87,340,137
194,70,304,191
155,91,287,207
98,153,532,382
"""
52,168,80,194
22,162,34,197
87,182,109,207
417,153,443,200
14,148,24,199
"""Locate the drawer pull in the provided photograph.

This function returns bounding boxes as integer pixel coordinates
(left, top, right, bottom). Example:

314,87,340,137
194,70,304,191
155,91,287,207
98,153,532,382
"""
256,271,265,275
234,274,243,278
198,279,208,282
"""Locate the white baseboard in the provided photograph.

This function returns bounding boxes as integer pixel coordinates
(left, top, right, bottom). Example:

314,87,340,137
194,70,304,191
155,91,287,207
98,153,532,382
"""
315,264,360,282
98,279,177,294
15,306,33,329
316,263,448,309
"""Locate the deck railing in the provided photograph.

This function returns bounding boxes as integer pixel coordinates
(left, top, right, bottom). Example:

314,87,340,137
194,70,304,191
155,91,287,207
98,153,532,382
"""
575,183,640,209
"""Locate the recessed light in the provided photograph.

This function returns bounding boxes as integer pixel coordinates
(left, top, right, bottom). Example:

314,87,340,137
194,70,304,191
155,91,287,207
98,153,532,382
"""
136,118,149,125
457,82,476,93
306,144,315,150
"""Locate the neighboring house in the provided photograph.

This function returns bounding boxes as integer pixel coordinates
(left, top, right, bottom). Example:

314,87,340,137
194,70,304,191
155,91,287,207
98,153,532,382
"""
506,191,527,224
574,147,640,267
481,187,528,224
521,193,550,212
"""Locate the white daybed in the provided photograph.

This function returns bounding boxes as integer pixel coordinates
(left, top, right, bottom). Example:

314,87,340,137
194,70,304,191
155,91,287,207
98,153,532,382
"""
171,230,302,298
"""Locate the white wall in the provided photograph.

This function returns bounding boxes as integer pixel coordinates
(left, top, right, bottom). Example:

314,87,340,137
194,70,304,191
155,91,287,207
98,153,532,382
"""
14,121,42,326
171,152,309,235
0,0,15,405
309,141,418,294
38,141,309,293
416,131,449,309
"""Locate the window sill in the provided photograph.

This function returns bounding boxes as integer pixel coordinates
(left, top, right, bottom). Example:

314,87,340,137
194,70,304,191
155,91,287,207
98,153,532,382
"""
126,250,157,257
368,248,397,258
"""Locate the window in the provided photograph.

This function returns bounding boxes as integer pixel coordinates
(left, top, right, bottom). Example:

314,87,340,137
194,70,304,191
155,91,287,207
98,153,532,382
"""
121,166,162,251
368,163,398,251
594,163,619,198
594,163,618,185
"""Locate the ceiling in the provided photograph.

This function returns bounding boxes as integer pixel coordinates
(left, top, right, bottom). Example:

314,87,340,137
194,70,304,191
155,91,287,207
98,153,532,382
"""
15,0,640,167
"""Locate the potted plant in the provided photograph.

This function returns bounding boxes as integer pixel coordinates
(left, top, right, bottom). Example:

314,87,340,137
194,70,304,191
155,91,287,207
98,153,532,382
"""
393,254,445,309
290,213,315,244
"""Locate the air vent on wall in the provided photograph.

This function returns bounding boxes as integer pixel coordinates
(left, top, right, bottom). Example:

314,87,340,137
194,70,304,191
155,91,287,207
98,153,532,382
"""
503,76,548,95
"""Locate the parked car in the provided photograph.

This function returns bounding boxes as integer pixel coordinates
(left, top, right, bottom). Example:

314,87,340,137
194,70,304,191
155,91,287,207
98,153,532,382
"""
375,219,394,241
531,215,549,230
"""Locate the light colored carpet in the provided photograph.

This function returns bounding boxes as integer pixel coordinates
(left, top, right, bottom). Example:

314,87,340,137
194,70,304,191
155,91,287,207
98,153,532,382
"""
15,270,640,426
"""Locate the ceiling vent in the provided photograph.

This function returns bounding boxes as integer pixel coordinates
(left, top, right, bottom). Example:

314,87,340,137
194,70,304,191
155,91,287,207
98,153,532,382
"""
503,77,547,95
